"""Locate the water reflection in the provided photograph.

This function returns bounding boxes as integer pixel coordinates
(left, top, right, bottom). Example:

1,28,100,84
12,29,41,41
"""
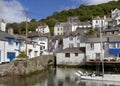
0,68,119,86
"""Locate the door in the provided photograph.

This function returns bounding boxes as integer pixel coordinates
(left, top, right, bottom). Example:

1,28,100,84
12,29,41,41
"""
7,52,15,62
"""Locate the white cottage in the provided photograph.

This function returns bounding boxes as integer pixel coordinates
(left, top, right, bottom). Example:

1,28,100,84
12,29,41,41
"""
0,31,21,63
54,22,72,36
85,36,109,61
92,16,108,30
63,29,86,49
110,8,120,26
56,48,85,66
28,32,50,55
36,25,50,33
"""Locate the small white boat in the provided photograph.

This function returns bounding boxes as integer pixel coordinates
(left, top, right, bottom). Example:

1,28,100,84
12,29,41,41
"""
75,70,120,82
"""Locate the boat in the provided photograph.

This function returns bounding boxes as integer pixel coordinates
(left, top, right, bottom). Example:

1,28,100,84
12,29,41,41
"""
75,70,120,81
76,79,120,86
75,26,120,82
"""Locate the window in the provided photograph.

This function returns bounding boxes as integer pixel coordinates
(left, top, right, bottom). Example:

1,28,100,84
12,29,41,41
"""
43,46,45,49
8,38,14,45
77,43,80,47
65,53,70,57
40,46,42,50
69,43,74,48
77,36,80,40
96,53,100,58
40,37,46,41
75,53,78,56
34,51,38,57
96,20,98,23
69,37,73,41
90,43,94,49
33,44,36,48
28,49,32,57
16,42,19,46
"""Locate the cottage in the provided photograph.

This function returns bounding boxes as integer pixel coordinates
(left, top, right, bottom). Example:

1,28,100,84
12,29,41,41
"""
110,8,120,26
56,47,85,66
108,36,120,60
28,32,50,55
54,22,72,36
92,16,108,30
36,25,50,33
63,29,86,49
85,36,108,61
0,31,21,63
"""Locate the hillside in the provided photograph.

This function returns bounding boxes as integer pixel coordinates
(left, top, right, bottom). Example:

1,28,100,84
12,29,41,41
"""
7,0,120,35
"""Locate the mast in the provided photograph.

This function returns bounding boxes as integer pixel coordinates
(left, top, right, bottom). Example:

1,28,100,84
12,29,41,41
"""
25,9,28,55
100,22,104,77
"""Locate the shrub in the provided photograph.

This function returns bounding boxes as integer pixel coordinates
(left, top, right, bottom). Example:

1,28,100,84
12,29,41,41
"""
17,51,28,58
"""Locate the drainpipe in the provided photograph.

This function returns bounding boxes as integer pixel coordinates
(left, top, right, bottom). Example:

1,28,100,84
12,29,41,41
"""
4,41,5,63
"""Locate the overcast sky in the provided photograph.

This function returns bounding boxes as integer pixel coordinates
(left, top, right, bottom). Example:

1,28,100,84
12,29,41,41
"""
0,0,118,23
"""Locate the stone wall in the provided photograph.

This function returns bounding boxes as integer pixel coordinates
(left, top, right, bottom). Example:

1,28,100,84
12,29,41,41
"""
0,55,54,76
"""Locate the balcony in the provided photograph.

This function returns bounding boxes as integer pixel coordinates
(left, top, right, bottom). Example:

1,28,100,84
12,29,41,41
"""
109,48,120,54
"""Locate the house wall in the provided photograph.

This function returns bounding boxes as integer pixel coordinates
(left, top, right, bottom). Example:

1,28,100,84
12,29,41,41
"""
56,53,85,66
86,43,102,61
36,25,50,33
20,43,40,59
39,37,48,51
92,19,106,30
54,25,63,35
0,40,20,63
115,16,120,25
85,42,114,61
63,36,85,49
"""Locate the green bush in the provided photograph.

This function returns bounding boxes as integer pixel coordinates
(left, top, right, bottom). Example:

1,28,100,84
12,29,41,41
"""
13,61,19,66
17,51,28,58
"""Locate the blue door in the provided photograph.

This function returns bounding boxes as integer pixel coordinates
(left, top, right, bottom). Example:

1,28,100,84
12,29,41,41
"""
7,52,15,61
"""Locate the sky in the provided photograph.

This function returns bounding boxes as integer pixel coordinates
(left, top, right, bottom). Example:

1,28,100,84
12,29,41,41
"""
0,0,118,23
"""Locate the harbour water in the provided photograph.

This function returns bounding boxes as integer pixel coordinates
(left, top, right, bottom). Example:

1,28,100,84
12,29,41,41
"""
0,68,119,86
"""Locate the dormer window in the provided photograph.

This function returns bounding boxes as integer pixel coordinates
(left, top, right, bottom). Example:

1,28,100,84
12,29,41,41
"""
8,38,14,45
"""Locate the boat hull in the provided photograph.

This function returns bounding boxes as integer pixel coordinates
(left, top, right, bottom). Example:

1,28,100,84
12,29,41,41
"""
80,74,120,82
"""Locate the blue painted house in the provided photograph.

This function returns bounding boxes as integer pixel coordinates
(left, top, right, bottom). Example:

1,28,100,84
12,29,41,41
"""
0,31,24,63
108,36,120,60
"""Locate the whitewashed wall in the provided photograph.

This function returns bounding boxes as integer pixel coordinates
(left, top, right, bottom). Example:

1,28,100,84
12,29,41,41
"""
56,53,84,66
36,25,50,33
63,37,85,49
20,43,40,59
54,25,63,35
0,40,20,63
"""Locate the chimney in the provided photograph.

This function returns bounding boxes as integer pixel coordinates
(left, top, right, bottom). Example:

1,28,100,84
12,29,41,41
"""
8,28,13,35
0,19,6,32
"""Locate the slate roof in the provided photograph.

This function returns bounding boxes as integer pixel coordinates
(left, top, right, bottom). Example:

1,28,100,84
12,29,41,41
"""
75,22,91,26
28,32,50,38
0,31,14,41
85,36,107,43
108,36,120,42
102,28,120,32
58,47,85,53
66,29,84,37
